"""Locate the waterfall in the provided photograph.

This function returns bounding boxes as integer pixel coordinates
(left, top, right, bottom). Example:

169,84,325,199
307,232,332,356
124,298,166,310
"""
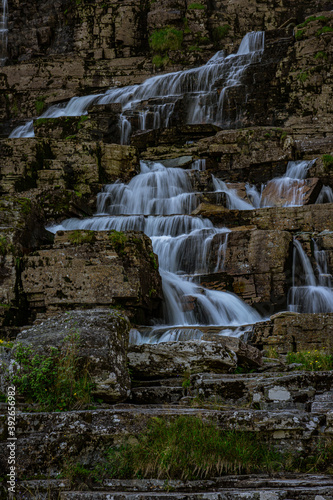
0,0,8,66
48,160,261,332
10,31,265,140
212,176,255,210
316,185,333,204
288,239,333,313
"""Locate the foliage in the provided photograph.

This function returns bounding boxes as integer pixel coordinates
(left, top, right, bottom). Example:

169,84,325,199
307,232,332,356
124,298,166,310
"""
35,96,46,115
152,55,170,68
11,331,93,411
188,3,206,9
297,15,329,28
322,154,333,171
212,25,231,43
149,27,183,53
284,439,333,474
109,230,127,254
97,416,282,480
188,45,202,52
316,26,333,36
294,29,304,41
68,230,96,245
314,51,328,60
286,349,333,371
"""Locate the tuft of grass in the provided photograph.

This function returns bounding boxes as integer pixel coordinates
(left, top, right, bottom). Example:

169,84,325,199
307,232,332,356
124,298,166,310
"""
322,153,333,171
11,330,94,411
314,51,328,60
68,230,96,245
109,230,127,255
98,416,282,480
286,349,333,371
149,27,183,53
188,3,206,9
152,54,170,68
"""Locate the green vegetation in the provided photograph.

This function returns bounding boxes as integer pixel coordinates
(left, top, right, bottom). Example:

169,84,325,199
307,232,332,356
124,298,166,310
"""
316,26,333,36
152,54,170,68
298,71,309,83
188,3,206,9
149,27,183,53
286,349,333,371
297,15,329,29
109,230,127,254
188,45,202,52
322,154,333,171
17,197,32,215
0,236,9,256
11,331,93,411
212,24,231,44
35,96,46,115
68,230,96,245
314,51,328,60
149,251,158,269
77,115,89,129
294,29,305,41
90,416,282,480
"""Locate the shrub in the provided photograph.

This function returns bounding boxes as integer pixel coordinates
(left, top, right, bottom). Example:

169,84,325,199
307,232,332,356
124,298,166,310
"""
286,349,333,371
11,330,93,411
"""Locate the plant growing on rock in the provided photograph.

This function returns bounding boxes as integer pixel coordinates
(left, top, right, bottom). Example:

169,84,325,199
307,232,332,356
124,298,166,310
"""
286,349,333,371
11,330,93,411
109,230,127,254
68,230,96,245
322,154,333,171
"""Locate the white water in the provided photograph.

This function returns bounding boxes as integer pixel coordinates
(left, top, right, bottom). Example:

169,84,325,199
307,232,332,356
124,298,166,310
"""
0,0,8,66
10,31,265,141
288,239,333,313
49,160,261,332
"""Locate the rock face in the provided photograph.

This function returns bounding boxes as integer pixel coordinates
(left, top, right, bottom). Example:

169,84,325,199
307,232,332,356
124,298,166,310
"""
14,309,131,402
21,230,163,324
128,336,262,380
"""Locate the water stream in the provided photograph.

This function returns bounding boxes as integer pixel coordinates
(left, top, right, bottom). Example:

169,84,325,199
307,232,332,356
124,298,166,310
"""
49,159,261,341
288,239,333,313
0,0,8,66
10,31,265,141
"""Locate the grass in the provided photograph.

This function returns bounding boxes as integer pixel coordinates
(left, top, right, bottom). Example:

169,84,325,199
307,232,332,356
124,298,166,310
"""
188,3,206,9
152,54,170,68
68,230,96,245
11,330,94,411
314,51,328,60
97,416,282,480
322,154,333,171
286,349,333,371
35,96,46,115
149,27,183,53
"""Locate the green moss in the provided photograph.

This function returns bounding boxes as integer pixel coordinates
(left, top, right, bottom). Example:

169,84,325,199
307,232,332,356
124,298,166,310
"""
77,115,89,130
314,51,328,60
322,154,333,171
16,197,32,215
68,230,96,245
35,96,46,115
188,3,206,9
149,252,158,270
297,15,329,28
149,27,183,53
152,55,170,68
109,230,127,255
295,29,305,40
212,25,231,44
298,71,309,83
316,26,333,36
188,45,202,52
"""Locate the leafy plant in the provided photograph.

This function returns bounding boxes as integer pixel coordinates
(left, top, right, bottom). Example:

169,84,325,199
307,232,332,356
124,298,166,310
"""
11,330,93,411
286,349,333,371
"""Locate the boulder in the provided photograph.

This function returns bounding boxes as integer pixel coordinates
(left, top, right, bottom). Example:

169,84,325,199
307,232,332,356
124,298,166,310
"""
11,309,131,403
128,336,262,379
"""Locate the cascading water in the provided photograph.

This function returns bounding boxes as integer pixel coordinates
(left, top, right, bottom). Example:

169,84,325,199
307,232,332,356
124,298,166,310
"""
49,159,261,340
10,31,265,141
288,239,333,313
0,0,8,66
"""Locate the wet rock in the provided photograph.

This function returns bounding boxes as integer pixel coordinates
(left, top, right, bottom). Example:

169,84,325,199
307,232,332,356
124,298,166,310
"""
128,336,262,380
261,178,322,207
13,309,131,403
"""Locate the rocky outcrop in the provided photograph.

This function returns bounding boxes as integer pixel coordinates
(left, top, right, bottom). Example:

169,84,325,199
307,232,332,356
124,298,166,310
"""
128,336,262,380
13,309,131,403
